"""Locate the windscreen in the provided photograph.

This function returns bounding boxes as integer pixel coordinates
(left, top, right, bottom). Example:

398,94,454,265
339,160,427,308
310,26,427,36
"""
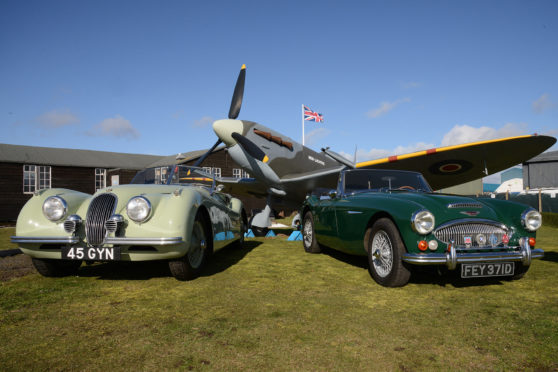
343,169,432,194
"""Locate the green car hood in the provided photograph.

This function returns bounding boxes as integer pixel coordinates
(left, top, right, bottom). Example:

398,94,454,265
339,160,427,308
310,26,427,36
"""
371,192,509,225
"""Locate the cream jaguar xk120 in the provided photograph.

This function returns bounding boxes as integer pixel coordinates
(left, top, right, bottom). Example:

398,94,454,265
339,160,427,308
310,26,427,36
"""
11,166,247,280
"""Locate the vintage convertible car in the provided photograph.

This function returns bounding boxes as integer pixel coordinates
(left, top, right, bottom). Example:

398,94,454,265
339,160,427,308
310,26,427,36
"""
11,165,247,281
301,169,543,287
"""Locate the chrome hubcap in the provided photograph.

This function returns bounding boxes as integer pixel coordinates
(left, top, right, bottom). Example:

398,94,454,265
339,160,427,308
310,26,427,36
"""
303,220,313,248
188,221,206,269
371,230,393,278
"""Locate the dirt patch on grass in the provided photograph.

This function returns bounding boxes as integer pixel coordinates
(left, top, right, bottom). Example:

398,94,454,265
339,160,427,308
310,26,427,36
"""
0,254,35,281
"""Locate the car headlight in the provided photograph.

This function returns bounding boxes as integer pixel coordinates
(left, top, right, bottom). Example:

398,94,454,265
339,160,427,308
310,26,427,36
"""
42,196,68,221
522,208,542,231
126,196,151,222
412,210,435,235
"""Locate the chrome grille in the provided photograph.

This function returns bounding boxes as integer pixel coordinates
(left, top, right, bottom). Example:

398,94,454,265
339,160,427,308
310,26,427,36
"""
434,221,508,248
64,220,77,233
86,194,117,246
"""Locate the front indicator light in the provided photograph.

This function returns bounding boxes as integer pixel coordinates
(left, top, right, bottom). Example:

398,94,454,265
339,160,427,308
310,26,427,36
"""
418,240,428,251
529,237,536,247
428,240,438,251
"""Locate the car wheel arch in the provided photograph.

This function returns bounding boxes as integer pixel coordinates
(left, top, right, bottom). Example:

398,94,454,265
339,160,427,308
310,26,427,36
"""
193,205,214,253
363,211,397,254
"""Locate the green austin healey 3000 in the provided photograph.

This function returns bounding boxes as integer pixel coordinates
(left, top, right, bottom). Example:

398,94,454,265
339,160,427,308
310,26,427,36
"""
11,165,247,281
301,169,543,287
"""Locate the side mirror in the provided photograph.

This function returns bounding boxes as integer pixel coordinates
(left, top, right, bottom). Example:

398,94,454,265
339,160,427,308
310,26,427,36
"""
329,191,337,199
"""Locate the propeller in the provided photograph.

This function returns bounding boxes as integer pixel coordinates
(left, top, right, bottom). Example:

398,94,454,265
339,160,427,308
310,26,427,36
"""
228,64,246,119
193,65,246,167
232,132,269,163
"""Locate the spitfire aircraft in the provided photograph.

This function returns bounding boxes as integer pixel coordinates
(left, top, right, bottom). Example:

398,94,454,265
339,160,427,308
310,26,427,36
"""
189,65,556,231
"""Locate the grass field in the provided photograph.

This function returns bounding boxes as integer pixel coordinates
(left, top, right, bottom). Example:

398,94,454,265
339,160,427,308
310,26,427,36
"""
1,226,557,371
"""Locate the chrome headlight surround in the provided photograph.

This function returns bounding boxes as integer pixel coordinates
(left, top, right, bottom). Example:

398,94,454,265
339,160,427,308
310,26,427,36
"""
42,196,68,222
126,196,151,223
522,208,542,232
412,210,436,235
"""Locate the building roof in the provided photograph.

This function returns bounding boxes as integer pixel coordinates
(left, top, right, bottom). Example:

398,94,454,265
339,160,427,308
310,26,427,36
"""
0,143,224,170
146,146,225,168
0,143,164,170
524,150,558,164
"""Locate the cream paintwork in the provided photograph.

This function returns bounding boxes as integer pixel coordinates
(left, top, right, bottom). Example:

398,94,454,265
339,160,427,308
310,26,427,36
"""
14,183,243,261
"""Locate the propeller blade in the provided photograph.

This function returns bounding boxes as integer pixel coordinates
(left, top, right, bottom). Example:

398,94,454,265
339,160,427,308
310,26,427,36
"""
232,132,269,163
228,64,246,119
193,139,222,167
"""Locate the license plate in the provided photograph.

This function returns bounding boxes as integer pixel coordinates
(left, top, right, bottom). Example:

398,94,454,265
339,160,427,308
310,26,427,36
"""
61,246,121,261
461,262,514,278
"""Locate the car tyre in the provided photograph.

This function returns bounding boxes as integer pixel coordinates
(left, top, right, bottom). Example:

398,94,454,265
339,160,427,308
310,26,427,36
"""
32,258,82,277
302,211,321,253
169,212,211,281
366,218,411,287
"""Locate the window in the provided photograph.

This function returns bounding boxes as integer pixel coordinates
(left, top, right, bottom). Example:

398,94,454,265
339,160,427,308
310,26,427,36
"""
95,168,107,191
154,167,168,184
202,167,221,178
233,168,250,178
23,165,51,194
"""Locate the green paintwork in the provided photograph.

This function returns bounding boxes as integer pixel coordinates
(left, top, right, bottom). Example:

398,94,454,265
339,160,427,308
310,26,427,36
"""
13,182,244,261
302,173,536,257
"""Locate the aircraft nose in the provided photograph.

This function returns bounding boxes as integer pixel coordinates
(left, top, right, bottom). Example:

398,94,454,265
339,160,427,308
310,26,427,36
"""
212,119,244,147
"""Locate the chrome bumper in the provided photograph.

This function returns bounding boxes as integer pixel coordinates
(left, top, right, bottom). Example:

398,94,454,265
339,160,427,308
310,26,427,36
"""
402,240,543,270
11,236,184,246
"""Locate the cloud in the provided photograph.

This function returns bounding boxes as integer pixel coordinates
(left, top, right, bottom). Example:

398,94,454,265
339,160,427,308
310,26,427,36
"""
532,93,556,114
440,123,527,146
88,115,140,139
193,116,214,127
37,109,79,128
304,127,331,146
367,98,410,118
343,123,528,163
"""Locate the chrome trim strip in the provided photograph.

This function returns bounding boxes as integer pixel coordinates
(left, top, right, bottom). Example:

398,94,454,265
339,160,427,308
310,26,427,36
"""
402,248,544,268
447,202,483,209
11,236,79,244
347,211,362,214
104,237,183,245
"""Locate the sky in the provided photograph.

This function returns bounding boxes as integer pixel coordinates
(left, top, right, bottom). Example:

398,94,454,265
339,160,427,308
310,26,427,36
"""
1,0,557,184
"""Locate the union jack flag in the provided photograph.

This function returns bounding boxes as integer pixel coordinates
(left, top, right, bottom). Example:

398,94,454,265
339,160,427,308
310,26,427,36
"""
303,105,324,123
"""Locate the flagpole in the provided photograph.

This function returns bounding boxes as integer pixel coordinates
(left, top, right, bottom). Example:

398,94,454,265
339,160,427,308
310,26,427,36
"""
301,104,305,146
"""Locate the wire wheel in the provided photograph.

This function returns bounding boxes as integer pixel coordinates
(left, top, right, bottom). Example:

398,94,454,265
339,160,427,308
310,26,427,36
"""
370,230,393,278
187,221,206,269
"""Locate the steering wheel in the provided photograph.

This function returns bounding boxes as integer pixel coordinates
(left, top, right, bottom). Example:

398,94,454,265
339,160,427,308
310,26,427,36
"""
398,185,415,190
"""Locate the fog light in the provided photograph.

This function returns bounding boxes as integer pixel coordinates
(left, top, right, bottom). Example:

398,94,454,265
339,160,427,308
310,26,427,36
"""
418,240,428,251
529,237,536,247
428,240,438,251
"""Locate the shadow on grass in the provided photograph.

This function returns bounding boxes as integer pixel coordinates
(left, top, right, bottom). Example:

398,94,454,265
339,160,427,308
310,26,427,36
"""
76,241,262,281
320,245,517,288
541,251,558,264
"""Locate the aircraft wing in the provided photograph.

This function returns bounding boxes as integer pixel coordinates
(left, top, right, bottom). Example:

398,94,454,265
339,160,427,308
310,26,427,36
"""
356,134,556,190
215,177,269,198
